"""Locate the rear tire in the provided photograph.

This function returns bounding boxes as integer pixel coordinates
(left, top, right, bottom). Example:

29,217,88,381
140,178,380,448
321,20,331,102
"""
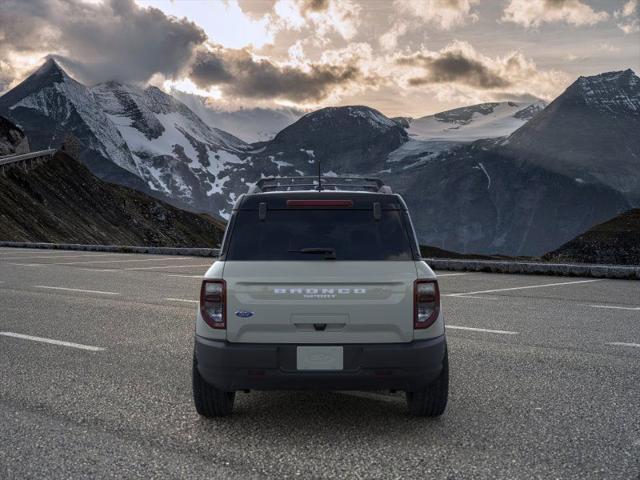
406,348,449,417
192,354,235,417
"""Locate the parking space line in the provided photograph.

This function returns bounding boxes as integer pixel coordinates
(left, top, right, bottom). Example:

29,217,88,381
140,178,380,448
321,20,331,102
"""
165,298,199,304
0,332,105,351
606,342,640,348
447,325,518,335
79,268,119,272
125,264,211,271
447,295,499,300
0,253,123,261
166,274,204,278
435,273,470,277
588,305,640,311
445,279,601,297
0,249,47,255
34,285,119,295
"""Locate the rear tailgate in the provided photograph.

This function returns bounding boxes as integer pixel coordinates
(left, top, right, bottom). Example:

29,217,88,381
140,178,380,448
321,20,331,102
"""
223,261,417,344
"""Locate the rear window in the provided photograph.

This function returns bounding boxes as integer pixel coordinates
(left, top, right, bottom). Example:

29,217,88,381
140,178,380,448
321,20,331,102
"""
225,209,416,261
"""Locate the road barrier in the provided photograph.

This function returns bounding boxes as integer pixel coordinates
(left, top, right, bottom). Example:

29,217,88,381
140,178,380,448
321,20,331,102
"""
0,149,57,173
424,258,640,280
0,242,638,279
0,241,219,257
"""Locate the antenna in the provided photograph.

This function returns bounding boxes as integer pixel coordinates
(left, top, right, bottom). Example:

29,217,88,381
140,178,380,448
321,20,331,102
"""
317,159,322,191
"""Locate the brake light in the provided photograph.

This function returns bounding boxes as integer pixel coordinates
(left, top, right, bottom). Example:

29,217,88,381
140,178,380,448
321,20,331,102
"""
414,280,440,329
200,279,226,329
286,199,353,207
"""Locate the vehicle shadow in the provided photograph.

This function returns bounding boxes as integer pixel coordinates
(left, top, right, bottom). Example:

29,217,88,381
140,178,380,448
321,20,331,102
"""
193,390,448,439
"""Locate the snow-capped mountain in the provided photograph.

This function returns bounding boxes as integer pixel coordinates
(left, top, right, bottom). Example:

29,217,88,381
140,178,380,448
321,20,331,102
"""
503,69,640,203
90,81,253,213
1,60,637,256
247,106,407,175
172,90,302,143
384,70,639,255
0,59,137,176
0,59,260,216
407,101,546,142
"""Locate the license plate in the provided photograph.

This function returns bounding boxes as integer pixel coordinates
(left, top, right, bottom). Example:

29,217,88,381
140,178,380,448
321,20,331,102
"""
296,346,343,371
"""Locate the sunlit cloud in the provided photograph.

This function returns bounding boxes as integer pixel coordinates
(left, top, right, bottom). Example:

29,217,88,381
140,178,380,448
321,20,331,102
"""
614,0,639,34
188,44,364,104
135,0,275,49
501,0,609,28
271,0,361,41
395,0,479,30
394,41,570,103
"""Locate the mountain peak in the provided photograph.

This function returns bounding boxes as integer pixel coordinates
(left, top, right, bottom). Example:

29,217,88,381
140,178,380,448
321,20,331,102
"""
566,69,640,113
32,57,70,83
299,105,399,132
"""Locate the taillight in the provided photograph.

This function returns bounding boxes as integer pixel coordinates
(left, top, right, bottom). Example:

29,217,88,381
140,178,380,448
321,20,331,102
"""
414,280,440,329
200,279,226,329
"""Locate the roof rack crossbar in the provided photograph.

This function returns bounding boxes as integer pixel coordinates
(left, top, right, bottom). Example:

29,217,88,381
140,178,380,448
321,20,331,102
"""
252,176,391,193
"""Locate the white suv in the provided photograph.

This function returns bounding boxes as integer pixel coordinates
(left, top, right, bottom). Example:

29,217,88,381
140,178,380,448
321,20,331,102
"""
192,177,448,417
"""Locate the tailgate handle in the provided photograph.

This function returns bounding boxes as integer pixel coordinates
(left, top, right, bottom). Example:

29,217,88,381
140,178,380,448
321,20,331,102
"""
313,323,327,331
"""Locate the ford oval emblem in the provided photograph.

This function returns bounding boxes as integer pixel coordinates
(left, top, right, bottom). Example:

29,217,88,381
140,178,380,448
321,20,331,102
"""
235,310,254,318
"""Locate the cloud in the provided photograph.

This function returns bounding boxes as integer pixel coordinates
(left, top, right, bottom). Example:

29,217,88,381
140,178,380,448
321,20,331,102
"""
273,0,361,40
189,46,362,102
614,0,639,34
395,0,479,30
379,22,409,51
395,41,569,102
0,0,205,85
398,53,509,89
501,0,609,27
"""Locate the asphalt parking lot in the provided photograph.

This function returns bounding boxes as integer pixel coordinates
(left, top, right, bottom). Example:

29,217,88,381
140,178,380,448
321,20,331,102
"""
0,247,639,479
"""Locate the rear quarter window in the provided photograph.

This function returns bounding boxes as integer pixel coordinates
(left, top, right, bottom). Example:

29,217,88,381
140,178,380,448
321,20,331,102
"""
225,209,417,261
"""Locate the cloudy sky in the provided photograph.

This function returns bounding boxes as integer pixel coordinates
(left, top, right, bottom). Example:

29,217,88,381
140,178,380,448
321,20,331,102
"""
1,0,638,116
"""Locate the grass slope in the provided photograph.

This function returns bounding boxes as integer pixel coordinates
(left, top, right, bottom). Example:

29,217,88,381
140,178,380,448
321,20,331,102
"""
0,151,224,247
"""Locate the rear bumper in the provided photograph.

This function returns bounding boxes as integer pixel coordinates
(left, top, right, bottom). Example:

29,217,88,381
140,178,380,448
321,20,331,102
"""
194,335,446,392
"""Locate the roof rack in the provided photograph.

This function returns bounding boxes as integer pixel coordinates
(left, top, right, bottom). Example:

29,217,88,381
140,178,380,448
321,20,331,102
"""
250,176,392,194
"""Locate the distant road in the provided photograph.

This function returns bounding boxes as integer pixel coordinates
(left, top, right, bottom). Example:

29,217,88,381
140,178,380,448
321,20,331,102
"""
0,247,638,479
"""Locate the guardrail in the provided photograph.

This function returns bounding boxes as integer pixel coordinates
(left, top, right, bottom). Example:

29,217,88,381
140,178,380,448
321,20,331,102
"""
0,241,220,257
0,242,638,279
424,257,640,280
0,149,57,171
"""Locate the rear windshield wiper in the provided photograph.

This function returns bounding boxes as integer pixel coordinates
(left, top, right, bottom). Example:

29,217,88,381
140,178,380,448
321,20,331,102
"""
288,247,337,260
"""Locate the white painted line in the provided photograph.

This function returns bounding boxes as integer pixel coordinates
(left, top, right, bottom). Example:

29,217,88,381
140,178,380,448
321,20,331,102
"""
435,273,470,277
0,249,49,255
166,274,203,278
125,264,211,271
0,253,121,261
606,342,640,348
447,325,518,335
0,332,105,352
448,295,499,300
165,298,199,304
588,305,640,311
445,279,601,297
34,285,119,295
79,268,119,272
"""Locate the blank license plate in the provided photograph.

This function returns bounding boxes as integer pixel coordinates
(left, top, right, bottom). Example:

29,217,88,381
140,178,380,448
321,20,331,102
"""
296,346,343,371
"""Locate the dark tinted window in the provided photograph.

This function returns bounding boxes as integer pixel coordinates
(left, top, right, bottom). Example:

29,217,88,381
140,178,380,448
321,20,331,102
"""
226,209,416,261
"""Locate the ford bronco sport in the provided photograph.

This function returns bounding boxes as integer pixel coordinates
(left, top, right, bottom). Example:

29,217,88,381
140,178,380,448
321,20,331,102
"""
193,176,448,417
